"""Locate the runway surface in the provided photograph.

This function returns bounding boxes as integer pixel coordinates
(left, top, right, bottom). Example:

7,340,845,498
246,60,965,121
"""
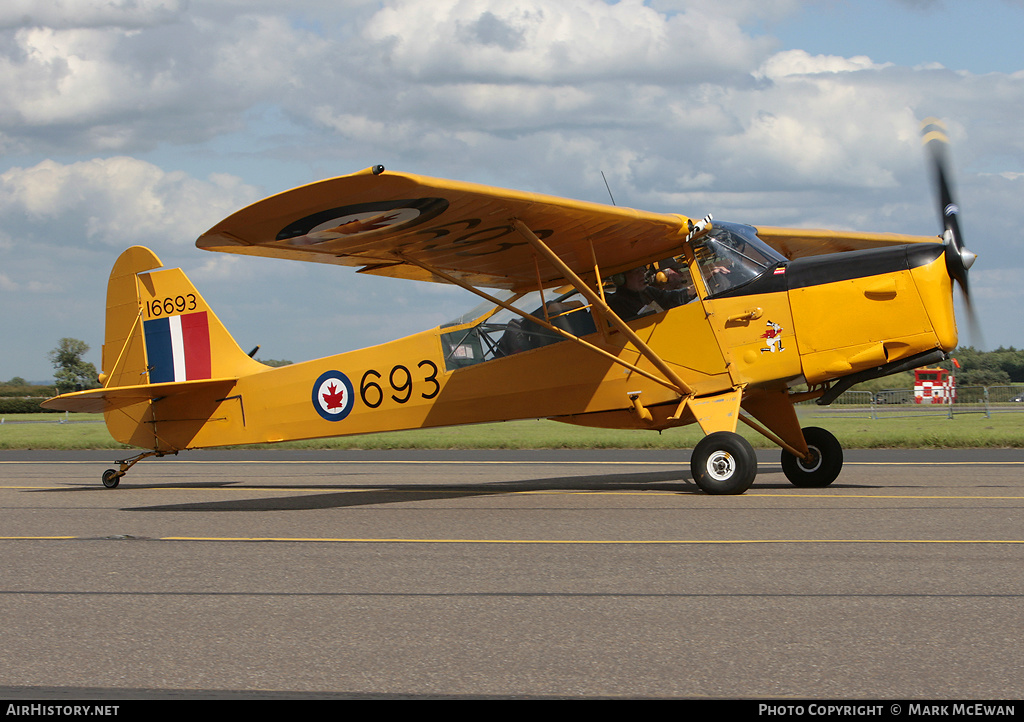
1,448,1022,699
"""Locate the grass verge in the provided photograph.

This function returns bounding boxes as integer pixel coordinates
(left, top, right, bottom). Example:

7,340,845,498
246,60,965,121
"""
3,409,1024,450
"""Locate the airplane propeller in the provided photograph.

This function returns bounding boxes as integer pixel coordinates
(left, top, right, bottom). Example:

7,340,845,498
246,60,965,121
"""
921,118,981,343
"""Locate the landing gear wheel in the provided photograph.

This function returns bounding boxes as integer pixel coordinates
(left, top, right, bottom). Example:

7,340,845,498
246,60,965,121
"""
690,431,758,495
101,469,122,489
781,426,843,487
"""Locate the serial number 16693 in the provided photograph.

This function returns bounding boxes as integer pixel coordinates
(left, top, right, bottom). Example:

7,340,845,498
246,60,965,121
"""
146,294,198,318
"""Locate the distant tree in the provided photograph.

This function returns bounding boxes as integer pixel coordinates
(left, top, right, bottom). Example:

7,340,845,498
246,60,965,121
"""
48,338,99,394
6,376,26,386
258,358,293,367
952,346,1024,384
958,368,1012,387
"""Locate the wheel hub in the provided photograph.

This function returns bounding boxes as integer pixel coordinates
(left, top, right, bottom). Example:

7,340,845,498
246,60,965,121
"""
706,451,736,481
798,446,823,473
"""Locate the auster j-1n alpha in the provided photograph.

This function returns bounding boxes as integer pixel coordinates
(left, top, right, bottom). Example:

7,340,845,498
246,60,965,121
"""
45,120,977,493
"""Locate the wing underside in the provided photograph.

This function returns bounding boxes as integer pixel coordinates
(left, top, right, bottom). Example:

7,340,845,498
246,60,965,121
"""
196,167,940,289
196,168,691,291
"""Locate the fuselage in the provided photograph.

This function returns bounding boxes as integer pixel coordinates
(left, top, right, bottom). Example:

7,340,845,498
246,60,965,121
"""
104,223,956,452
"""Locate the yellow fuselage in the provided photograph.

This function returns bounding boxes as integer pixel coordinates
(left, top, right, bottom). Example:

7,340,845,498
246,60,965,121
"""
102,241,956,453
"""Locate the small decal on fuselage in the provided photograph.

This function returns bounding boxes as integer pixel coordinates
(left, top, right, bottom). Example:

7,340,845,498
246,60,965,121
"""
760,321,785,354
312,370,356,421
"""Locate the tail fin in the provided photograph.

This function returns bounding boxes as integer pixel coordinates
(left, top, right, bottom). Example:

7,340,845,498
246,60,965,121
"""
102,246,263,387
45,246,266,451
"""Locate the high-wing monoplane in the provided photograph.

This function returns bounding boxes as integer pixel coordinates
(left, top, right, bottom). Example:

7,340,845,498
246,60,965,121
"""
45,120,976,494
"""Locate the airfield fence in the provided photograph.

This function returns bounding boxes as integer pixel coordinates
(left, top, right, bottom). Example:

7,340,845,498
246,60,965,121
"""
804,385,1024,419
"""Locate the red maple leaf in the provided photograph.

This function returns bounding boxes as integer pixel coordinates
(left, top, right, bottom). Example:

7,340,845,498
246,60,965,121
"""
322,382,346,410
328,212,402,235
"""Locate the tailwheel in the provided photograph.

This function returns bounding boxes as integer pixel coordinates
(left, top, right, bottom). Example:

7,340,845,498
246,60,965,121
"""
690,431,758,495
99,449,176,488
781,426,843,487
101,469,122,489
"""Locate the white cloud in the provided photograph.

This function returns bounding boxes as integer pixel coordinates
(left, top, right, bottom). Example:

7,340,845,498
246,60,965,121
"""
0,157,260,247
0,0,186,30
757,49,892,78
363,0,773,83
0,9,330,152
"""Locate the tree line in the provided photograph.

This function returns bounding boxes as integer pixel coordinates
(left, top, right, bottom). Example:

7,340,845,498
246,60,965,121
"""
946,347,1024,386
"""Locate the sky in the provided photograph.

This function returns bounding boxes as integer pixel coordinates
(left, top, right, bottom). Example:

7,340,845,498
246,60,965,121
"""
2,0,1023,382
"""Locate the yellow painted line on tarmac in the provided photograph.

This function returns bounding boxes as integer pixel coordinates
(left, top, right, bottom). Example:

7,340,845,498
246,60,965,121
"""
164,537,1024,545
2,482,1024,499
2,459,1024,466
848,461,1024,466
752,493,1024,499
512,488,1019,496
1,485,1023,500
3,535,1024,545
8,459,678,464
525,488,1024,499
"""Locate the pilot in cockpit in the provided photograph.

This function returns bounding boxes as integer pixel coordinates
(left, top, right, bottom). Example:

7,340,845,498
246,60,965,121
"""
607,265,695,320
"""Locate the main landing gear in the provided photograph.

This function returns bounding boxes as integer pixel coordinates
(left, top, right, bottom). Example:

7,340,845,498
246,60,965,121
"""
690,431,758,495
690,426,844,495
780,426,843,488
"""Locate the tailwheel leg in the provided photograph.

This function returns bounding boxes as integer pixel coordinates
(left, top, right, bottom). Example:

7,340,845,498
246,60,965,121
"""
101,450,175,489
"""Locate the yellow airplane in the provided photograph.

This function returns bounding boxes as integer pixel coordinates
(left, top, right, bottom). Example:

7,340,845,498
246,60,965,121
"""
44,120,975,493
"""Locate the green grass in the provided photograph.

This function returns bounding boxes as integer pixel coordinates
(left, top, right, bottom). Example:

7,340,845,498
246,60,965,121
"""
3,409,1024,450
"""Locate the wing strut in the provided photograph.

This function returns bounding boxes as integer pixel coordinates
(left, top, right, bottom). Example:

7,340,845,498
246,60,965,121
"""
397,253,689,395
511,220,695,397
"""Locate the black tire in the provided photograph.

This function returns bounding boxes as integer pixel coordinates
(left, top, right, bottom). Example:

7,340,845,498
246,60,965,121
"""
781,427,843,487
690,431,758,495
101,469,121,489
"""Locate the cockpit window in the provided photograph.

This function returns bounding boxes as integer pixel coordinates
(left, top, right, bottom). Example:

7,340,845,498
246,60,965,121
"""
441,236,761,371
439,289,597,370
605,261,696,321
691,221,787,297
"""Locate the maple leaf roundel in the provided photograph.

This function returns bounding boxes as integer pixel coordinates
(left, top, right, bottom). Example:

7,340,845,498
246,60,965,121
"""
277,198,449,245
312,370,355,421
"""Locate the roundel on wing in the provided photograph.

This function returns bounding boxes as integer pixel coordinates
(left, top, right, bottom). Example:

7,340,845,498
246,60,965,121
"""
312,370,356,422
277,198,449,245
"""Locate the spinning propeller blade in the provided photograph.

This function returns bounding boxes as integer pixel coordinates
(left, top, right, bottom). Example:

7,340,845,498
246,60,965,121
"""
921,118,981,344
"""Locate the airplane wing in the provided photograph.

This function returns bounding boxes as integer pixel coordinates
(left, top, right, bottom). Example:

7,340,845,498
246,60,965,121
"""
196,167,691,291
197,167,942,288
756,226,939,260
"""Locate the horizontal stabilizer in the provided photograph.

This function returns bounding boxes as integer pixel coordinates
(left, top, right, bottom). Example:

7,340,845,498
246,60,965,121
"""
42,378,238,414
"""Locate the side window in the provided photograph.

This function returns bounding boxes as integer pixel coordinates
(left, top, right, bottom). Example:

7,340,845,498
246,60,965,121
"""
438,290,598,371
604,261,696,321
